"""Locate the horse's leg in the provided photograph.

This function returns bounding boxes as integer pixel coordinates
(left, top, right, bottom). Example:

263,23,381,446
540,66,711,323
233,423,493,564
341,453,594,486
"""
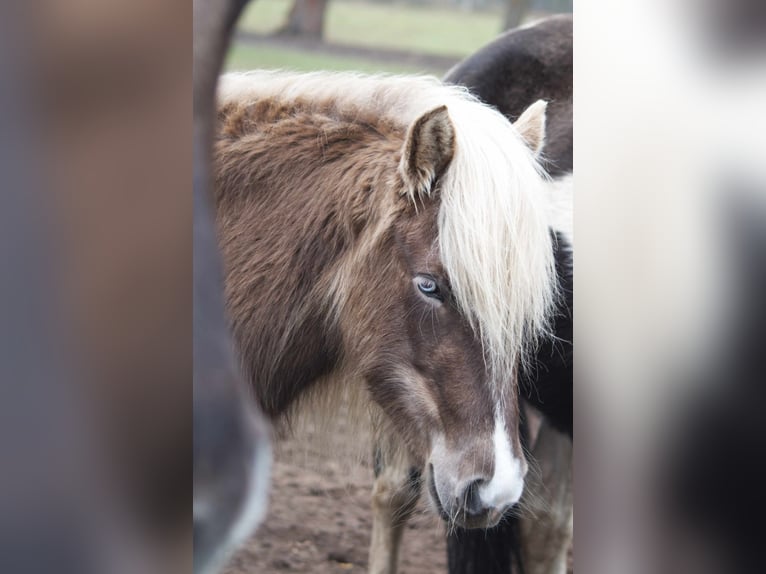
519,418,573,574
368,440,422,574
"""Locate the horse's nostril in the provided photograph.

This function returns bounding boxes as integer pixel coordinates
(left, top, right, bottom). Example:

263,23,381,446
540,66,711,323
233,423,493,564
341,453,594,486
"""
458,478,487,516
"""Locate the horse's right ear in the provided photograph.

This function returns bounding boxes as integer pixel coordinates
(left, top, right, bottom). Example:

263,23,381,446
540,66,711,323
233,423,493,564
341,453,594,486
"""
399,105,456,199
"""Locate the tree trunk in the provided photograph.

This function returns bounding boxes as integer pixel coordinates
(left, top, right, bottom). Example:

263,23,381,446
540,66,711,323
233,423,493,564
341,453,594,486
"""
279,0,328,39
503,0,530,30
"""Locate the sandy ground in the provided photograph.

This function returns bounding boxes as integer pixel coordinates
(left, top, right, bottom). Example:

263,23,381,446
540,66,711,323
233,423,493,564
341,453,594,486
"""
223,410,448,574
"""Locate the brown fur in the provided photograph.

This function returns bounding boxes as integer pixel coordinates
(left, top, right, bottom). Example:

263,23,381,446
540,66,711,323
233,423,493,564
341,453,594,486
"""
213,87,524,510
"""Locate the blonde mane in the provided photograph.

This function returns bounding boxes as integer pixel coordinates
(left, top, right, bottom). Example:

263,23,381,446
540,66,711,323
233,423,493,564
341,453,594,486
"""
218,70,557,392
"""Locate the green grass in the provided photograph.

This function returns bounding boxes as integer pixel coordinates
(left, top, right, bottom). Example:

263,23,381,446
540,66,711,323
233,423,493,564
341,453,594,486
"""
238,0,502,58
225,43,443,75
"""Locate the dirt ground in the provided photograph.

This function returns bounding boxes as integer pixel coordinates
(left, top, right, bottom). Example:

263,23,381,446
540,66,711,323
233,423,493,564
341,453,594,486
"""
224,410,448,574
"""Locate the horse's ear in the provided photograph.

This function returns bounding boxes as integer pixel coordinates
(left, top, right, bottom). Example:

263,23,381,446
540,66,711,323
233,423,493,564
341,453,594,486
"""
514,99,547,156
399,105,456,198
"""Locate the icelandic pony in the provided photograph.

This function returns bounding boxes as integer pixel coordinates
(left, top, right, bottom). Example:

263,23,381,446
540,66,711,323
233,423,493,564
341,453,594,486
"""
213,70,557,573
193,1,271,573
443,14,573,574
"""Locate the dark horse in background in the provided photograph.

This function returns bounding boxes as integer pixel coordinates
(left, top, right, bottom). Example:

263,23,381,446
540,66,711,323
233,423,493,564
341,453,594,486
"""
444,14,573,574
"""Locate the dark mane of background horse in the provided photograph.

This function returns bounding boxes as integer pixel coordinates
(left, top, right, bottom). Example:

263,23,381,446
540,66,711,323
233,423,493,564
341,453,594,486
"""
444,14,573,574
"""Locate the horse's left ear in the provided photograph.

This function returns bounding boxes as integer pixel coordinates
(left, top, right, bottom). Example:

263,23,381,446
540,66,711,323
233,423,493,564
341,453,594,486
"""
399,105,456,198
514,99,547,156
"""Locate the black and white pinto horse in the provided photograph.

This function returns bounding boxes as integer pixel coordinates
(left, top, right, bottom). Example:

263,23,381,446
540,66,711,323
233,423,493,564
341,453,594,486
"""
443,14,573,574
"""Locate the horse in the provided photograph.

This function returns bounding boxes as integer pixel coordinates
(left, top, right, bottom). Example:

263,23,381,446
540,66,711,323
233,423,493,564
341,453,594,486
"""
443,14,573,574
193,1,271,573
213,70,559,573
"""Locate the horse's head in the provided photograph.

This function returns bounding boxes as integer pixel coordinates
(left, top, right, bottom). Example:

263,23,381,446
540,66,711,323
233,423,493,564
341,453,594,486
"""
338,94,555,529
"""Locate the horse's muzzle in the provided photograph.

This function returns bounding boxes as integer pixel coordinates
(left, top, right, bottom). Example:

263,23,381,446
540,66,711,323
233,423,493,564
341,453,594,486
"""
427,463,515,529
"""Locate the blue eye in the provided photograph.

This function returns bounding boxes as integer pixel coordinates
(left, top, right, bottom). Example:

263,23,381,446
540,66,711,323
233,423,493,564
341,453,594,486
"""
418,279,437,293
415,275,441,300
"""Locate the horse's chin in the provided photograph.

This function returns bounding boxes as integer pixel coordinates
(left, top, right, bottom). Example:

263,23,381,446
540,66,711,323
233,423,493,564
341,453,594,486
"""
426,464,505,530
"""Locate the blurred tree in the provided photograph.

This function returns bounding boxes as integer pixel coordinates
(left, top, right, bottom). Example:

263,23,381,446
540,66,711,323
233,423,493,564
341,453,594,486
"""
503,0,530,30
279,0,329,39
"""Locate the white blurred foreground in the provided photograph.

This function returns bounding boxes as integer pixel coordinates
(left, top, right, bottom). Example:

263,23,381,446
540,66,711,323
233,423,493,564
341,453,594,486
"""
576,1,766,572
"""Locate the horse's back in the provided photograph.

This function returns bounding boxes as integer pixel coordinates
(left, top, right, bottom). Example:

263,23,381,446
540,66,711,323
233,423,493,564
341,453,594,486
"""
444,15,572,177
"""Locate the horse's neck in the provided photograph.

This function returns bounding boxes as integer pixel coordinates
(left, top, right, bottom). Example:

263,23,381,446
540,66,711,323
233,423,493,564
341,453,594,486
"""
226,201,350,418
214,100,402,418
216,159,379,419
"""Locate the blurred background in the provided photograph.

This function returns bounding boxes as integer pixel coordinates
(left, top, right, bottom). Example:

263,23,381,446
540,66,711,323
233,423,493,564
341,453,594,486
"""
226,0,572,75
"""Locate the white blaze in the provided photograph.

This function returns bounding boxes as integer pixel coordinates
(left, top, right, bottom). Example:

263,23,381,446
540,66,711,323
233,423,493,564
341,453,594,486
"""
478,412,526,509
